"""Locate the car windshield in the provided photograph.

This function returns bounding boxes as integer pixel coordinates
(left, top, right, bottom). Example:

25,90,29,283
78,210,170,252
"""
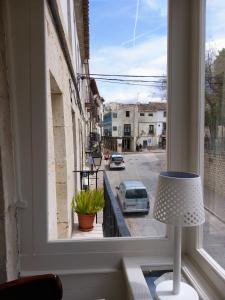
125,189,147,199
111,156,123,162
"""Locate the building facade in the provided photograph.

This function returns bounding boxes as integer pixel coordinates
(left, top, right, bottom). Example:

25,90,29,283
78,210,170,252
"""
103,102,167,152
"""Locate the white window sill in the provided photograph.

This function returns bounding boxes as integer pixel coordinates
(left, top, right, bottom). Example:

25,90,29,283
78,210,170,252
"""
122,255,222,300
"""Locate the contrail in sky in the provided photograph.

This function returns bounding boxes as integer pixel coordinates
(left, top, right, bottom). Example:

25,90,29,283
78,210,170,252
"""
133,0,140,47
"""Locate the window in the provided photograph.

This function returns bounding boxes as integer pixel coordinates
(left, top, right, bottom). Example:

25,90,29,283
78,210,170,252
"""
148,113,153,117
112,112,117,118
124,124,131,136
149,125,154,134
163,111,166,117
113,126,117,131
125,189,148,199
126,111,130,117
202,0,225,270
140,112,145,116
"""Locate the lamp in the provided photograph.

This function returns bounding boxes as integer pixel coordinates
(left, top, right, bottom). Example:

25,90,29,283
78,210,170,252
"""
153,171,205,300
91,152,102,190
92,152,102,170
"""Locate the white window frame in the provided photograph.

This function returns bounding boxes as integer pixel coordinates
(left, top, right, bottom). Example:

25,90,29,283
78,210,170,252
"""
5,0,225,296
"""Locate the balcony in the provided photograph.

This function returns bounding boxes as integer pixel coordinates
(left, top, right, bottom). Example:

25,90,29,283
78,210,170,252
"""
123,131,131,137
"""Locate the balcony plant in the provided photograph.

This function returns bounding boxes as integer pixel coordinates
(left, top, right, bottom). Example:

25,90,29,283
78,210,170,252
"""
72,189,104,232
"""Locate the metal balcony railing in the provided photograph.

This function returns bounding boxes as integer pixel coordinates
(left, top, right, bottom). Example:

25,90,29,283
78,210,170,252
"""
123,131,131,137
103,172,131,237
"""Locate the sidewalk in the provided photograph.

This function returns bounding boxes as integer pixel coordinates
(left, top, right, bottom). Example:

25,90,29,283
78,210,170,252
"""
204,186,225,224
72,159,106,239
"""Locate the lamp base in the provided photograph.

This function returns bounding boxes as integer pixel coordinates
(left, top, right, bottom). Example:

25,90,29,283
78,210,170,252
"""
155,280,199,300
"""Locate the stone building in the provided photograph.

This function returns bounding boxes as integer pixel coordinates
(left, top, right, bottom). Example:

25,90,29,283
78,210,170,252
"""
103,102,167,152
0,0,104,274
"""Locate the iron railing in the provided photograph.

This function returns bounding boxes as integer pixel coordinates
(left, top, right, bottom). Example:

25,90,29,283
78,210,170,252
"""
103,172,131,237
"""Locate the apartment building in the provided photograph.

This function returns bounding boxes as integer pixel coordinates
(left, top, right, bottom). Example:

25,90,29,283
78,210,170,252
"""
103,102,167,152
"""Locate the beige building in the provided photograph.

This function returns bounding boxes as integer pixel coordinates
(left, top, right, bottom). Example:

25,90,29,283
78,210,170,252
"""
103,102,167,152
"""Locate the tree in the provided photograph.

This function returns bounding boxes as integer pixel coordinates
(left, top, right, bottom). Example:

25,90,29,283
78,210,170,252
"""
205,48,225,141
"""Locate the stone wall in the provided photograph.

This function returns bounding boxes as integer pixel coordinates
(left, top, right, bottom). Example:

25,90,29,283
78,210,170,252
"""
46,5,87,239
204,151,225,197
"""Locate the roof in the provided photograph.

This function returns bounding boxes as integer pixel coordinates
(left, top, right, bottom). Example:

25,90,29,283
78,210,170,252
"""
122,180,146,189
74,0,89,61
138,102,167,112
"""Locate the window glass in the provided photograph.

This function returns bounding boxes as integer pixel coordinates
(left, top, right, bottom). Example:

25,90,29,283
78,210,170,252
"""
149,125,154,134
140,112,145,116
59,0,169,240
203,0,225,269
125,189,148,199
111,156,123,162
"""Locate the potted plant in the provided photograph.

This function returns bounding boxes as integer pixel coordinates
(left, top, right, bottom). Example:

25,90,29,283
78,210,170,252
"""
72,189,104,232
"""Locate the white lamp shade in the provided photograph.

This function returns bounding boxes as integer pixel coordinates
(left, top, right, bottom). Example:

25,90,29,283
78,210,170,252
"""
153,171,205,227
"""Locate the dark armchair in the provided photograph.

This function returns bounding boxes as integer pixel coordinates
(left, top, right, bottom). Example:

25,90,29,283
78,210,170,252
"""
0,274,63,300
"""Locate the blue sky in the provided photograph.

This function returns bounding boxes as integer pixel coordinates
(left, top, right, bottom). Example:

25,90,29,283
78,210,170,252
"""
89,0,225,103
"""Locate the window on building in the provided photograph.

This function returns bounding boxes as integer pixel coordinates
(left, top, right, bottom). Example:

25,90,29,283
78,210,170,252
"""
112,112,117,118
126,111,130,117
113,126,117,131
163,111,166,117
149,125,154,134
148,113,153,116
124,124,131,136
140,112,145,116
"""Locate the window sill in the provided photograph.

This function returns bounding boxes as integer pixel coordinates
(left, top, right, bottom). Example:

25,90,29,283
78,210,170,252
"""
122,255,222,300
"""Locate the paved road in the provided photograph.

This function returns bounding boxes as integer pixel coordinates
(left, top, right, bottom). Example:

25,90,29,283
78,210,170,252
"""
106,151,225,269
106,151,167,237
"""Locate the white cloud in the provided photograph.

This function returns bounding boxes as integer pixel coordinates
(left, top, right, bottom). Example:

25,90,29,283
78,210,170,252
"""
206,38,225,54
90,36,167,103
143,0,167,17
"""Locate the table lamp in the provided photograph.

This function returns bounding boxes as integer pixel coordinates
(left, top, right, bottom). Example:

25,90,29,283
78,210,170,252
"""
153,171,205,300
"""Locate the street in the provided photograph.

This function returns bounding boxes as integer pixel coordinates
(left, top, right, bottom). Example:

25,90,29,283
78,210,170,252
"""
106,151,167,237
106,151,225,269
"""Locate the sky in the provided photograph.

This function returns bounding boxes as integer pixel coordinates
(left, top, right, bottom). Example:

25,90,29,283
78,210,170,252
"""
89,0,225,103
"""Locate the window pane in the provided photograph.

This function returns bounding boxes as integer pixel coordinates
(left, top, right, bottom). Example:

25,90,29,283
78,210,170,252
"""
203,0,225,269
70,0,168,239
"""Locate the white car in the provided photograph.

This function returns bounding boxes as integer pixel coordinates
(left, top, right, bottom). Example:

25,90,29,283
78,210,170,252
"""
109,153,125,170
116,180,150,214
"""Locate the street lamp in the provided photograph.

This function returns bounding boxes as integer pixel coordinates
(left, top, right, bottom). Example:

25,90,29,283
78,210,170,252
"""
92,153,102,170
92,152,102,189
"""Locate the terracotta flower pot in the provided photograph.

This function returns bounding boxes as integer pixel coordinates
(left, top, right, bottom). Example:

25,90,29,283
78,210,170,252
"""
78,214,95,232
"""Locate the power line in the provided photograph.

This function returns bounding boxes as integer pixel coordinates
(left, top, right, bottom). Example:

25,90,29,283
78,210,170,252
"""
93,77,166,83
96,79,166,87
79,73,167,78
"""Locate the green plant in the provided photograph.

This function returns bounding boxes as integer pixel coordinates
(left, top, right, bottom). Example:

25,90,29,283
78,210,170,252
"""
72,188,104,215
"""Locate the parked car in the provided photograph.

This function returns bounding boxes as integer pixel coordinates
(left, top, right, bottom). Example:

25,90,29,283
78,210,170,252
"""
109,153,125,170
116,180,149,214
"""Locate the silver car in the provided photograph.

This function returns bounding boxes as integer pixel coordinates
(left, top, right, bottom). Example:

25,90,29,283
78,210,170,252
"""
109,153,125,170
116,180,149,214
